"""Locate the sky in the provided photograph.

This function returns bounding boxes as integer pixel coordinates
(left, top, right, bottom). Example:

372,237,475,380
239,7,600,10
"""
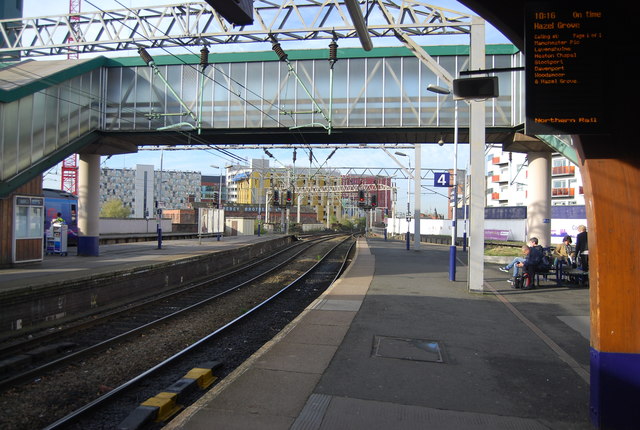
24,0,512,215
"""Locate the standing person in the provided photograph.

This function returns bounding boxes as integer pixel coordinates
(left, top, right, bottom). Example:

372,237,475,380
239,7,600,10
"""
575,225,588,270
52,212,65,225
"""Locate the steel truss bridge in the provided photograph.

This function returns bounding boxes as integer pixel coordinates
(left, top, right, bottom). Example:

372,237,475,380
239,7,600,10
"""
1,1,476,58
0,1,531,197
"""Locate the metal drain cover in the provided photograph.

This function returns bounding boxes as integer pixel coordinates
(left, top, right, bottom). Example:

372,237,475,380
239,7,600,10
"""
373,335,443,363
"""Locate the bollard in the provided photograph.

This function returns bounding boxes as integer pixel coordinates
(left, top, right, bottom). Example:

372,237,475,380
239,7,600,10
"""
384,228,387,241
406,231,410,250
462,232,467,252
449,245,457,281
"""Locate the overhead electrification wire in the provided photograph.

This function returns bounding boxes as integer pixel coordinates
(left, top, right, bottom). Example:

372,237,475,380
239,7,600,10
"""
96,0,296,129
2,63,244,166
94,0,331,170
14,2,336,176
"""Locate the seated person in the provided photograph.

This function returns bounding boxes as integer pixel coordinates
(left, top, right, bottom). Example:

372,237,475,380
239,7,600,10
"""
500,237,543,279
515,238,544,288
500,245,529,278
552,235,574,267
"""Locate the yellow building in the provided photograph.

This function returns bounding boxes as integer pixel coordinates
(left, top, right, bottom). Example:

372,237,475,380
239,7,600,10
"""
233,167,342,224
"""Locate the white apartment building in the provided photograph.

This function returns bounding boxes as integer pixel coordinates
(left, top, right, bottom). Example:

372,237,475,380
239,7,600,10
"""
100,164,201,217
485,145,585,208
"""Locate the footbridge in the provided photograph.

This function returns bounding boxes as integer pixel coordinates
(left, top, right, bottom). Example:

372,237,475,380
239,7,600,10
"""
2,2,638,429
1,0,564,295
0,43,525,196
0,0,564,199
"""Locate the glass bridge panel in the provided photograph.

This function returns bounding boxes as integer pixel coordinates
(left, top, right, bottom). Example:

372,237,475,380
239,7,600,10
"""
100,51,522,133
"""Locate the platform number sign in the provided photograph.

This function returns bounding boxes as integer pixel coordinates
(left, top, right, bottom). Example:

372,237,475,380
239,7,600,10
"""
434,172,451,187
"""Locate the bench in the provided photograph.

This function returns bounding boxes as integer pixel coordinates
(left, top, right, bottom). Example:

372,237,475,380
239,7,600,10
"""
562,268,589,286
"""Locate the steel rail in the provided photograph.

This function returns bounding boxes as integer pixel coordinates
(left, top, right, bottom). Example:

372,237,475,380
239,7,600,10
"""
43,234,354,429
0,234,324,355
0,234,338,391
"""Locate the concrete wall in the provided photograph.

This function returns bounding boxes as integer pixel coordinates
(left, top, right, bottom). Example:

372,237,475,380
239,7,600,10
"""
99,218,172,234
0,235,294,336
385,217,586,244
302,224,326,232
225,217,254,236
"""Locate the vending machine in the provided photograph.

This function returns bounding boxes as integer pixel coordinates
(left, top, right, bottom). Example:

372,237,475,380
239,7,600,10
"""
46,223,68,256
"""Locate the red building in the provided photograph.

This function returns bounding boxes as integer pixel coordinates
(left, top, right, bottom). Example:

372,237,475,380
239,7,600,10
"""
341,175,392,210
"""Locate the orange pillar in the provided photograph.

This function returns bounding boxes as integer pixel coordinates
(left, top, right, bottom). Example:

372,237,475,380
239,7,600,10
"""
582,156,640,428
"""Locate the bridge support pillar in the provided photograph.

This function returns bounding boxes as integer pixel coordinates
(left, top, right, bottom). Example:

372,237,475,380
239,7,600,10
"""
413,144,421,249
526,152,551,247
77,153,100,256
467,15,486,292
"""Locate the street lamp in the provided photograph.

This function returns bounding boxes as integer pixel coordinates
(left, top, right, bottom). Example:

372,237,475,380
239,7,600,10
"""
157,149,164,250
210,165,224,241
395,151,411,251
427,84,459,281
210,165,223,209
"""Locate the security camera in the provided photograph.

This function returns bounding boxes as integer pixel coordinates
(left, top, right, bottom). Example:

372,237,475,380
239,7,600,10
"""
438,138,444,146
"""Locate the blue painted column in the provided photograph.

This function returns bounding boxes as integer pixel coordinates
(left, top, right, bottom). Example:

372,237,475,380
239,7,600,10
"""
77,153,100,256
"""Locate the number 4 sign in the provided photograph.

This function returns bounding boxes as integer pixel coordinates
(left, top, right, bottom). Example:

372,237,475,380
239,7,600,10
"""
434,172,451,187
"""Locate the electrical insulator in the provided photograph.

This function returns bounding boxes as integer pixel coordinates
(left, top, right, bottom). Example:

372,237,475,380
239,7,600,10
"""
138,47,154,65
200,46,209,68
273,190,279,204
328,39,338,68
271,41,288,62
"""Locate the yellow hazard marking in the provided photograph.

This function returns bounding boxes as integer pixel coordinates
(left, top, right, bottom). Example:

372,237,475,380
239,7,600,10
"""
141,392,183,422
184,367,217,389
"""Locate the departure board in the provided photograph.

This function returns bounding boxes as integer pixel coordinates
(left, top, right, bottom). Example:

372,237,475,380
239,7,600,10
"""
525,3,608,134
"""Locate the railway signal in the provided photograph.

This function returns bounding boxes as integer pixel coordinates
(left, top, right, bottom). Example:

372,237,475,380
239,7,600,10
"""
285,190,292,206
358,190,365,208
273,190,279,205
370,194,377,208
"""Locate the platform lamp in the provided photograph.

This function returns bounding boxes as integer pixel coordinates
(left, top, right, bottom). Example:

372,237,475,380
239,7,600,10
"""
210,165,223,209
427,83,459,281
210,165,223,241
394,151,411,251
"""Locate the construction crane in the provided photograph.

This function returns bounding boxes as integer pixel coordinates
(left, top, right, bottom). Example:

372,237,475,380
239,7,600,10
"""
60,0,81,195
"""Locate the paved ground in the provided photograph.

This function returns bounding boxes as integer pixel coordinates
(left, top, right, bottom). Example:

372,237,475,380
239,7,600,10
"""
167,237,592,430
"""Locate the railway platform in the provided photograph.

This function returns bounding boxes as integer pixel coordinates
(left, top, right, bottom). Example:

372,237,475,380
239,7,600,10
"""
0,234,290,293
165,237,591,430
0,234,293,336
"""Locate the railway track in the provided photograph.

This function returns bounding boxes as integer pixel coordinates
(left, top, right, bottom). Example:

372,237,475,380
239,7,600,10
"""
0,234,355,430
0,234,338,389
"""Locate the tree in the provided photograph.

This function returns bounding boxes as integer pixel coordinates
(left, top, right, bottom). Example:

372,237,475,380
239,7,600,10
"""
100,199,131,218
